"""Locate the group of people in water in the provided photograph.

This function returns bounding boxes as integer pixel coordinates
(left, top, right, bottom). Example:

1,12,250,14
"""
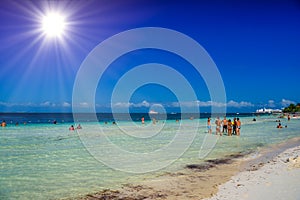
207,117,241,136
2,114,293,133
276,119,288,129
69,124,82,131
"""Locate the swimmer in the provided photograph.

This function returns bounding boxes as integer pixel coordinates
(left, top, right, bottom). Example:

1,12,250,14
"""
76,124,82,129
1,120,6,127
69,125,75,131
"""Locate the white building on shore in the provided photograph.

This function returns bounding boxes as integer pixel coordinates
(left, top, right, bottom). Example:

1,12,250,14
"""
255,108,282,114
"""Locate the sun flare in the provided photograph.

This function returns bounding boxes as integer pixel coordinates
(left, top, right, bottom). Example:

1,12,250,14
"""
42,13,66,38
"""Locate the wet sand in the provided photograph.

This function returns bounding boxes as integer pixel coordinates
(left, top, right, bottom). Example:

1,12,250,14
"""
78,137,300,200
79,154,246,200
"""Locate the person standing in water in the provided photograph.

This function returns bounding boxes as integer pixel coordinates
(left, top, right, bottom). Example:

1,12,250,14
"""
141,116,145,124
215,117,222,136
227,119,232,136
207,117,212,134
232,118,237,135
236,118,241,136
222,116,228,134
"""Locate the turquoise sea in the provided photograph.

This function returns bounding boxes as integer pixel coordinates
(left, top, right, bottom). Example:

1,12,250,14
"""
0,113,299,199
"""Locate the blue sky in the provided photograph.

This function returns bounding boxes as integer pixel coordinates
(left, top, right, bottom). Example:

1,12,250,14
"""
0,0,299,113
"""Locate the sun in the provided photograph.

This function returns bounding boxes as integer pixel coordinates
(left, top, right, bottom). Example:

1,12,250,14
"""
42,12,66,38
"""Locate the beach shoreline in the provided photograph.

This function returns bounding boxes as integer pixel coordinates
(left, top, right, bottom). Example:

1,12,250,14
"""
76,137,300,200
206,137,300,200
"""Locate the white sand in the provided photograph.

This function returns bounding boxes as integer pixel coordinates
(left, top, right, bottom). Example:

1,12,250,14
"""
206,146,300,200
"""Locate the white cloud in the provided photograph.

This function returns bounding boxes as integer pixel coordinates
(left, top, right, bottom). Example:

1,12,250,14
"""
0,102,46,107
170,102,180,107
113,102,133,108
40,101,54,107
39,101,72,108
171,100,254,108
0,102,14,107
281,99,296,107
195,100,210,107
135,100,150,107
195,100,225,107
0,99,295,111
113,100,151,108
227,100,254,108
170,101,188,107
207,101,226,107
62,102,71,107
171,101,225,108
79,102,90,107
267,100,276,107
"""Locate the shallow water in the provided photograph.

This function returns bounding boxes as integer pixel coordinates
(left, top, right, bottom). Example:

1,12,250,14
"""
0,114,299,199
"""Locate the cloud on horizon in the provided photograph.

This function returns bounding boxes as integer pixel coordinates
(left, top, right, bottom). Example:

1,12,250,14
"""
0,99,297,112
281,99,296,107
112,100,255,109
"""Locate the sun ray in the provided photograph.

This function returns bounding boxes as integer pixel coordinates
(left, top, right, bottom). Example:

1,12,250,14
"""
0,0,115,108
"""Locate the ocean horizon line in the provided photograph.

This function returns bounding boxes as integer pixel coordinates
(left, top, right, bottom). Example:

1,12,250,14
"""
0,112,263,125
0,111,259,114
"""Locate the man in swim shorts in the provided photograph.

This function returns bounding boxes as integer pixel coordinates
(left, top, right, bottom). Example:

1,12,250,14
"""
222,116,228,134
207,117,212,134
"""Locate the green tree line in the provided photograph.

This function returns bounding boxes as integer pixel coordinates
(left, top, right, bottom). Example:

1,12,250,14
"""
283,103,300,113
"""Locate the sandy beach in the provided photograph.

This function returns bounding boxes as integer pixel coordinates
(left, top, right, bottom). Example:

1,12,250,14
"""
206,143,300,200
78,138,300,200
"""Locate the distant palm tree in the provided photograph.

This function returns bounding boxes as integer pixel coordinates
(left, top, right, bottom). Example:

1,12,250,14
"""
283,103,300,113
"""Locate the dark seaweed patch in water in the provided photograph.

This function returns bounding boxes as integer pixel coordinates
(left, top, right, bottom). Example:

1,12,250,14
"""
185,158,232,171
206,158,233,165
227,153,245,159
185,163,215,172
256,143,265,147
82,186,167,200
185,152,250,171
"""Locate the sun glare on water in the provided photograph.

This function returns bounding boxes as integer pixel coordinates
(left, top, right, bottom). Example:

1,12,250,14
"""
42,12,66,38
